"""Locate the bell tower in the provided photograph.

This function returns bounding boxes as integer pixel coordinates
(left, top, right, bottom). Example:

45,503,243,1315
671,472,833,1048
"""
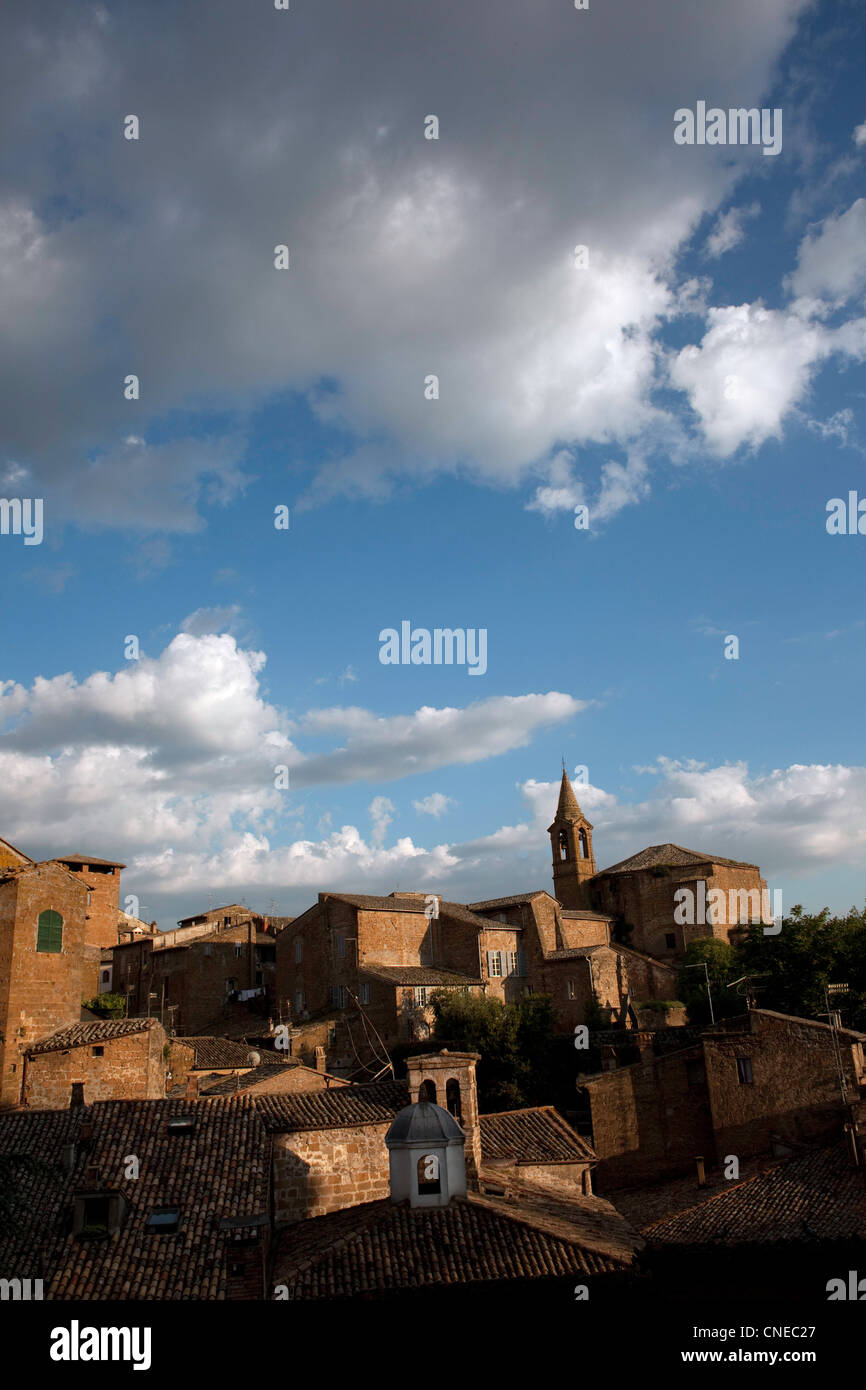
548,766,596,908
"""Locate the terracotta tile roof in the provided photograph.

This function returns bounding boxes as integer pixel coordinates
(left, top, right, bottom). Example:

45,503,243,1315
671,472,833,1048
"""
473,1177,641,1263
273,1192,630,1298
361,965,482,986
55,852,126,868
0,1097,269,1299
177,1037,289,1070
545,945,607,960
468,892,551,910
177,904,248,924
254,1080,409,1133
480,1107,595,1164
644,1142,866,1247
325,892,501,933
598,842,757,875
199,1062,303,1095
27,1019,156,1055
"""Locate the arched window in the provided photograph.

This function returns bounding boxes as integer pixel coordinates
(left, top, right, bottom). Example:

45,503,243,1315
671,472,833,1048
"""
446,1078,462,1120
558,829,569,861
578,828,589,859
36,909,63,954
417,1153,441,1195
419,1078,437,1104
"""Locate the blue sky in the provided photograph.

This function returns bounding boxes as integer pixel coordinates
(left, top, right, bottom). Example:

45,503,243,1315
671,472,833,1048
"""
1,0,865,925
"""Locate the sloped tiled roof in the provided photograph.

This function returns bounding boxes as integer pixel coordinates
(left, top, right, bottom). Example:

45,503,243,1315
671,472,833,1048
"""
644,1142,866,1247
361,965,482,987
545,945,607,960
56,852,126,868
177,1037,288,1070
254,1079,409,1133
324,893,500,933
561,909,614,921
0,1097,269,1299
480,1107,595,1164
273,1192,629,1298
468,892,551,910
28,1019,156,1055
599,843,757,875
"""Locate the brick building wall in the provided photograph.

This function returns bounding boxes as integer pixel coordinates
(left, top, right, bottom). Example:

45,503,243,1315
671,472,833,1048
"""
23,1020,168,1109
0,863,89,1109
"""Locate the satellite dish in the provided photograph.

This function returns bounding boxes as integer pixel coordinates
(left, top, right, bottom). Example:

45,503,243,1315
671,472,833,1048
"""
246,1050,261,1067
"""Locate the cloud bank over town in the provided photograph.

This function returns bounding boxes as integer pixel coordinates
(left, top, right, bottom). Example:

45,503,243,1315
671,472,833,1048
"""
1,631,864,922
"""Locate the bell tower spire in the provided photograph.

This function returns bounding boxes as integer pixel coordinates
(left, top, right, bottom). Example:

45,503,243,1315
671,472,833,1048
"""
548,768,596,908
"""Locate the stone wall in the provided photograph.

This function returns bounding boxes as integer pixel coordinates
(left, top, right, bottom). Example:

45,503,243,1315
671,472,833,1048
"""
0,863,89,1108
272,1122,391,1224
23,1021,168,1109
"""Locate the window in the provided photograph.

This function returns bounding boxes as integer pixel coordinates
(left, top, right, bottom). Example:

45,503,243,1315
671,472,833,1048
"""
417,1153,441,1195
294,938,303,964
567,980,576,999
359,983,371,1006
147,1207,180,1234
331,984,347,1008
167,1115,195,1134
78,1195,110,1236
419,1079,437,1103
558,829,569,861
294,989,305,1014
415,987,429,1007
487,950,502,978
36,909,63,953
736,1056,753,1085
92,1046,104,1057
446,1078,462,1120
686,1059,706,1087
507,951,518,976
204,943,213,957
578,828,589,859
235,944,243,957
336,934,345,959
665,933,676,950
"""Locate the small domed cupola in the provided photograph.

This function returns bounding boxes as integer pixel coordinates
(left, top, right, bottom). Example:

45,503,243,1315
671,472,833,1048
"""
385,1101,467,1208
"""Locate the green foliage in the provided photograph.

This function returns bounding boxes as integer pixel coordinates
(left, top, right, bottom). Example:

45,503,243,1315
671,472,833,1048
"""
82,993,126,1020
735,903,866,1029
429,990,574,1111
676,938,739,1024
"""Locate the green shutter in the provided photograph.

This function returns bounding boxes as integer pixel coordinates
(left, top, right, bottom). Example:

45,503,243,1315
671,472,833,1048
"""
36,909,63,953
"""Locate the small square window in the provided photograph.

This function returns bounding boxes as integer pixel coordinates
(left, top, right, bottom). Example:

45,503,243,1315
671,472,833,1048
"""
665,933,676,950
92,1046,104,1057
167,1114,196,1134
147,1207,180,1234
736,1056,753,1085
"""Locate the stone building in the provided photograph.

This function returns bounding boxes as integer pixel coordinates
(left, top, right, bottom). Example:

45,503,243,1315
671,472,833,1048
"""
111,914,279,1036
22,1018,169,1109
581,1008,866,1189
0,859,90,1109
